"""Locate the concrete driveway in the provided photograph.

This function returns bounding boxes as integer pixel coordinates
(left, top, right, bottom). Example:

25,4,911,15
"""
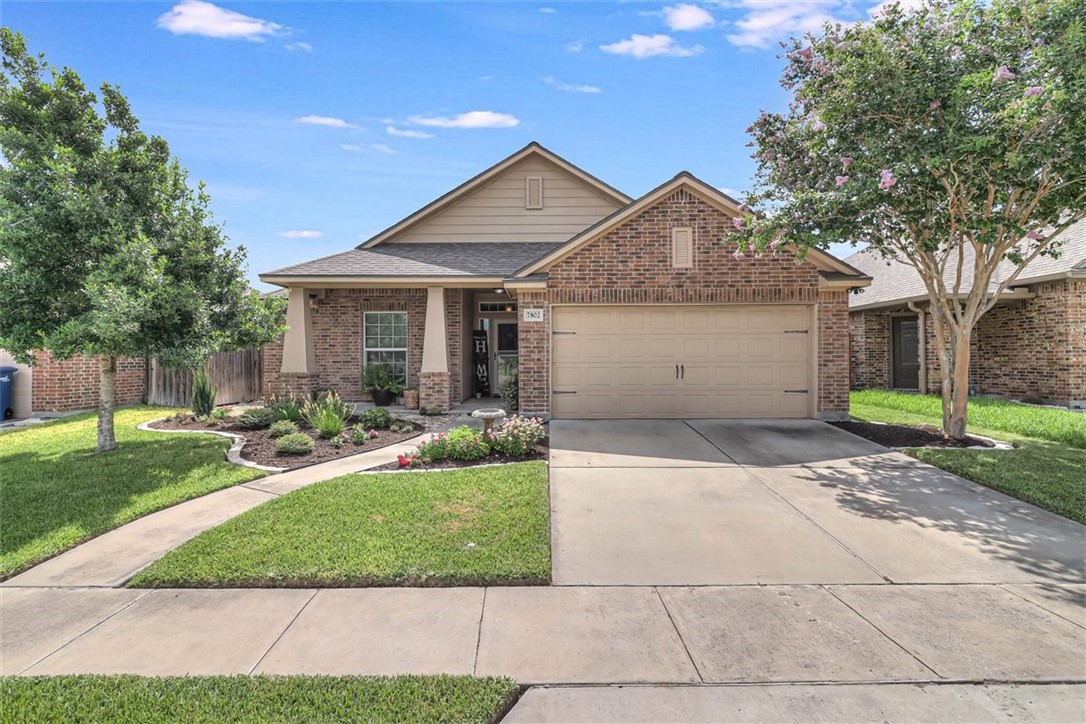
549,419,1085,586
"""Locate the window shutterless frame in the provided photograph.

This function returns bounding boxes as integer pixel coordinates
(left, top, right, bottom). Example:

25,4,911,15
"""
363,311,409,384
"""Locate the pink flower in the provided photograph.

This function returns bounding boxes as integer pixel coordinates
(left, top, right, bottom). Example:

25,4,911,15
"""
840,156,853,168
1024,86,1044,97
732,217,744,230
1026,230,1044,240
732,249,745,260
811,120,826,132
797,46,814,63
993,65,1015,82
879,169,897,190
930,100,941,110
835,175,849,186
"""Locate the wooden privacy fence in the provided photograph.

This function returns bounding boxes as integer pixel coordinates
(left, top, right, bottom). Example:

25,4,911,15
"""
147,348,263,407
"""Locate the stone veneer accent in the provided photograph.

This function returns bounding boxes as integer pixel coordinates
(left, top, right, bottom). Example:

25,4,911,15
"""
30,352,145,412
849,279,1085,406
517,188,851,418
263,287,464,409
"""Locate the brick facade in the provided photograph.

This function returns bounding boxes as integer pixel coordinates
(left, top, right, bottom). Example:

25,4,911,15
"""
518,188,850,418
30,352,145,412
263,287,464,409
849,279,1086,406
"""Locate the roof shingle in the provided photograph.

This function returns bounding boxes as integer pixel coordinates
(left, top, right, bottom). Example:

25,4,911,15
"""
264,242,563,278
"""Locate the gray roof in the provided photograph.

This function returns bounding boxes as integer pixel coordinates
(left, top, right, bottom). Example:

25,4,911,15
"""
264,242,563,278
846,219,1086,310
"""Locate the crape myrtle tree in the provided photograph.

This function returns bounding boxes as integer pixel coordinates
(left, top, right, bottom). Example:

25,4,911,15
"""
0,30,285,452
731,0,1086,438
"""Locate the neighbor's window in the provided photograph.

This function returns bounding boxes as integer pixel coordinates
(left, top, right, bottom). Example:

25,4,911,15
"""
364,311,408,383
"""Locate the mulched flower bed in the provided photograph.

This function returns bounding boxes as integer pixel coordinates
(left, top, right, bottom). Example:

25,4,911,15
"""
370,438,550,472
149,416,424,470
830,420,996,449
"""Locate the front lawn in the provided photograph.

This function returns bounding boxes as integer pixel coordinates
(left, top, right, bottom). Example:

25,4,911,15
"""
0,407,265,580
850,390,1086,524
130,461,551,587
0,675,520,724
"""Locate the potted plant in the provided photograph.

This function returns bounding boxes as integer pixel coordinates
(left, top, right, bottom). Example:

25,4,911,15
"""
362,364,404,407
403,386,419,410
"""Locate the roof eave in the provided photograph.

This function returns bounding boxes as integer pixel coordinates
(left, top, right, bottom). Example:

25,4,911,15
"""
259,274,507,288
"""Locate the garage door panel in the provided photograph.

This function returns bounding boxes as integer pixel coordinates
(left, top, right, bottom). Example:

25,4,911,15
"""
551,305,811,419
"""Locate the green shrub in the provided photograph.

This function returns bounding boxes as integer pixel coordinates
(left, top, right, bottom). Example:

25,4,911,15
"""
498,376,519,412
362,364,404,393
351,424,368,446
266,394,304,423
211,408,228,420
360,406,393,429
236,407,275,430
269,420,299,438
302,391,351,439
415,432,450,463
389,419,415,434
489,415,545,457
275,432,315,455
420,407,447,416
191,368,217,418
446,425,490,461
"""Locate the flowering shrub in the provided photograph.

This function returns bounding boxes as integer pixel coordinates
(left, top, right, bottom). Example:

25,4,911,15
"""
488,416,545,457
415,432,450,463
302,391,350,439
445,426,490,461
350,424,368,445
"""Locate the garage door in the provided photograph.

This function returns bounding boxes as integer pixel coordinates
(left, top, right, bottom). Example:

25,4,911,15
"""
551,305,811,419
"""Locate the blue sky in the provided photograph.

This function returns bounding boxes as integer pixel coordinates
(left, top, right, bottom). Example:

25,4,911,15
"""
4,1,887,288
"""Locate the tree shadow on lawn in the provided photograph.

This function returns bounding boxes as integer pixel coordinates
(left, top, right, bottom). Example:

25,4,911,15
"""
1,435,255,577
789,453,1086,590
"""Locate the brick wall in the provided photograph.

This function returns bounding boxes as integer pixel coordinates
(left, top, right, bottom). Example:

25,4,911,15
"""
31,352,146,412
263,287,464,407
849,280,1085,405
519,188,848,417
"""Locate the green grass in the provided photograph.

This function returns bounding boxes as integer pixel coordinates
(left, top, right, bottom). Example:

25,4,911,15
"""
849,391,1086,524
130,461,551,588
0,675,520,724
0,406,265,580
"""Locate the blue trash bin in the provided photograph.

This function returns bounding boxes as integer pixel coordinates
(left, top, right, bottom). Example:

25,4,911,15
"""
0,366,17,420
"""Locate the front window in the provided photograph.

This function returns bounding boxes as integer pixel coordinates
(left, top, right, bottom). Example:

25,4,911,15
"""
364,311,408,384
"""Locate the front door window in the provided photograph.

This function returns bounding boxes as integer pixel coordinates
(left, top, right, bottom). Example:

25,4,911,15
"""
496,322,518,390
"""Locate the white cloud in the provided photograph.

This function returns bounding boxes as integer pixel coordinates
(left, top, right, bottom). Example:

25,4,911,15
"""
539,6,557,13
296,115,358,129
724,1,850,49
407,111,520,129
285,41,312,52
663,4,716,31
566,41,585,53
387,126,435,139
156,0,284,41
600,34,705,58
279,230,323,239
341,143,396,155
542,76,603,94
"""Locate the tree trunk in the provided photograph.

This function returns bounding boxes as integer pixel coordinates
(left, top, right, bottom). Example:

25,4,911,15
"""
945,329,972,439
96,355,118,453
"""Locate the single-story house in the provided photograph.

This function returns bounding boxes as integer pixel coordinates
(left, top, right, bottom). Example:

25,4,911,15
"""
846,220,1085,409
260,142,871,420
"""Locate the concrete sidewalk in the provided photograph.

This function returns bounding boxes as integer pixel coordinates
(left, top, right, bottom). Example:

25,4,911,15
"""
0,438,424,589
3,584,1083,682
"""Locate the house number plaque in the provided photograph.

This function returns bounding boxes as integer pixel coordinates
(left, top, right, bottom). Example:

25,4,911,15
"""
522,309,544,322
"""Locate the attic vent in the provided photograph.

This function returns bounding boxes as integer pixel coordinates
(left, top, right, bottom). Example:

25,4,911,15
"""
670,189,697,203
672,227,693,268
525,176,544,210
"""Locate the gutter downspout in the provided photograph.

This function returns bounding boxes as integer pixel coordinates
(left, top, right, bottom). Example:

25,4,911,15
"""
907,302,926,393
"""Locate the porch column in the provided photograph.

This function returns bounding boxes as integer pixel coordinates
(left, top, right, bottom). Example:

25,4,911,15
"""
281,287,315,374
419,286,451,411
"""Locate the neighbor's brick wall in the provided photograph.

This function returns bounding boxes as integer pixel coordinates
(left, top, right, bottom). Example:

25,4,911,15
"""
519,188,845,417
263,287,464,407
31,352,146,412
849,279,1085,405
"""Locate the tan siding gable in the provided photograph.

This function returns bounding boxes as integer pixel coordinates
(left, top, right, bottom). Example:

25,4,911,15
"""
390,157,623,243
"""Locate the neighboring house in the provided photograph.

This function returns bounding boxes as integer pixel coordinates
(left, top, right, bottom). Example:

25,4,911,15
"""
846,220,1086,408
0,351,145,419
260,142,871,420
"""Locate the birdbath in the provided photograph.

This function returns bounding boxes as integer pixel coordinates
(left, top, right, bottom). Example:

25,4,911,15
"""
471,408,506,434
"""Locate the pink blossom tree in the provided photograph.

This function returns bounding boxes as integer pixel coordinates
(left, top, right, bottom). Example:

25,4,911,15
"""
735,0,1086,438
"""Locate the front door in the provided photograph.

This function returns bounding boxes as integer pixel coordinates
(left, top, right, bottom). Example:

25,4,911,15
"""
496,322,518,390
892,316,921,390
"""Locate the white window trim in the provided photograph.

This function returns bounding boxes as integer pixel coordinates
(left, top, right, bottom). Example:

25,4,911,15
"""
363,311,409,383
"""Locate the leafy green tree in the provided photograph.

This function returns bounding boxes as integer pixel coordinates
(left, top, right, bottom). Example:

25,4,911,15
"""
734,0,1085,438
0,30,285,451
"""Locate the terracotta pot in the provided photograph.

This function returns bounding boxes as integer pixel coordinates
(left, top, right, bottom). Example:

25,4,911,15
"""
404,389,420,410
370,389,396,407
